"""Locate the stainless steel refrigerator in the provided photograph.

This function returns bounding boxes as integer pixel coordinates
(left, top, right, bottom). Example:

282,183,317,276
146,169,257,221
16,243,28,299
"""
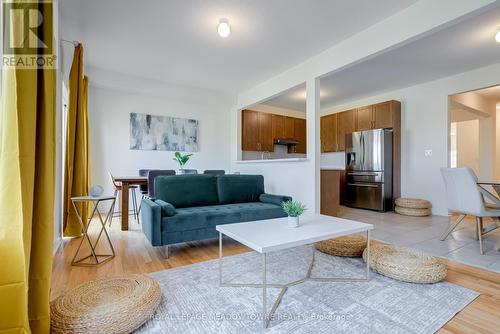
345,129,393,212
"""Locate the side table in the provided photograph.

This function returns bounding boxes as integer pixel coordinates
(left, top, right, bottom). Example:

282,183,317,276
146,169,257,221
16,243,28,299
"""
71,195,116,266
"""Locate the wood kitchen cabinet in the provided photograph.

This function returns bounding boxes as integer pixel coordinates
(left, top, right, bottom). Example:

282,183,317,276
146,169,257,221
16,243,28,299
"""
355,102,394,131
321,113,338,152
291,118,306,154
272,114,285,139
284,117,295,139
241,110,273,151
321,169,341,217
337,109,356,151
242,111,307,153
356,105,373,131
373,101,393,129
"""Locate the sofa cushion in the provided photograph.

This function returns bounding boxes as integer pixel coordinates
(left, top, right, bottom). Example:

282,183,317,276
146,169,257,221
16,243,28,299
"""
155,175,219,208
162,202,286,233
216,175,265,204
260,193,292,206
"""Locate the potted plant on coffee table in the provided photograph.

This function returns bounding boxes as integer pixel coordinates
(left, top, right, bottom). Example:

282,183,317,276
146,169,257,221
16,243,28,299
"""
282,200,307,228
173,151,193,174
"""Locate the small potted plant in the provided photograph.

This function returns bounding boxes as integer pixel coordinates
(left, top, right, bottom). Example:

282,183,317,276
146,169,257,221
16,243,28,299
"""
282,200,307,228
173,151,193,174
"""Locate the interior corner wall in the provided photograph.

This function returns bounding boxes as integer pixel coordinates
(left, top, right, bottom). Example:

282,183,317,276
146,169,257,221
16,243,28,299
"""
88,85,233,207
497,106,500,180
321,62,500,216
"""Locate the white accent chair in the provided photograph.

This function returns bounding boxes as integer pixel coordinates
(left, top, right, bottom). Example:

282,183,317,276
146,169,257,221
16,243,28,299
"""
440,167,500,255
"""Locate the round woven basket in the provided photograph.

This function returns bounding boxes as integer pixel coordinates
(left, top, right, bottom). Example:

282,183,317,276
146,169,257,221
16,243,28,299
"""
395,197,431,209
363,241,446,284
50,274,161,334
395,206,431,217
315,235,367,257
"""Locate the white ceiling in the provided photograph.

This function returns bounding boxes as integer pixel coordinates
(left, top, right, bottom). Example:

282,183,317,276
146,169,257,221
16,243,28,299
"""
263,5,500,112
60,0,418,95
318,5,500,109
474,85,500,102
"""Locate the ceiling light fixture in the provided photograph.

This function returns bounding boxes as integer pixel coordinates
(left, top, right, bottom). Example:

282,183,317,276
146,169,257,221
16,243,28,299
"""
217,19,231,38
496,29,500,43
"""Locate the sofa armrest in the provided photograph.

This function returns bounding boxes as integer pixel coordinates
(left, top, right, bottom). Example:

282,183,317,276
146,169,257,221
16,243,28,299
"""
259,193,292,206
140,198,162,246
155,199,177,217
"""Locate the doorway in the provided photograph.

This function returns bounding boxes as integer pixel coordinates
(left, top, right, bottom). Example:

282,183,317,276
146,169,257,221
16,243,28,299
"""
448,85,500,181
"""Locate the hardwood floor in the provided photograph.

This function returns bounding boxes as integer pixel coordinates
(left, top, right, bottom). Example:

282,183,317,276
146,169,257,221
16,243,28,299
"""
51,215,500,333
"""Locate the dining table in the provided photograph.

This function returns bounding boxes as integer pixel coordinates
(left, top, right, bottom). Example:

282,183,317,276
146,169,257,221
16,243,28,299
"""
477,181,500,197
113,176,147,230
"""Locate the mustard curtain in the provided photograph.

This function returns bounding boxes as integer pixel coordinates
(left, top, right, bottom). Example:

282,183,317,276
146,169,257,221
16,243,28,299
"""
0,1,55,332
63,45,91,237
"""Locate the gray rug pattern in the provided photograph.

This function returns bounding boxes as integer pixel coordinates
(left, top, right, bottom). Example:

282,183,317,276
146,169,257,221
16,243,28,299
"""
136,245,478,333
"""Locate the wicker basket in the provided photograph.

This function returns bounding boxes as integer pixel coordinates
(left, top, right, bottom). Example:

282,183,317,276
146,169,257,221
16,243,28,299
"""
315,235,368,257
395,197,431,209
363,241,446,284
395,206,431,217
50,274,161,334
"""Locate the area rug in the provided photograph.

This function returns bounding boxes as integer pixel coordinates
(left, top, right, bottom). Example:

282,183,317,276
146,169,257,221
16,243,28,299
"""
135,245,478,333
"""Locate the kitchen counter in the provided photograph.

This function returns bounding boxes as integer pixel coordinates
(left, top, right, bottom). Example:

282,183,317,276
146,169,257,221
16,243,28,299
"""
321,166,345,170
236,158,308,164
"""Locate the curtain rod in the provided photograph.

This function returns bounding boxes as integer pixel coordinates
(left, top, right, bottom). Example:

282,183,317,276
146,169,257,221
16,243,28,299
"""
60,39,80,47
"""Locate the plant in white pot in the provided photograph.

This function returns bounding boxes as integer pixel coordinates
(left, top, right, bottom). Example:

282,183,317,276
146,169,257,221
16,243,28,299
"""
173,151,193,174
282,200,307,228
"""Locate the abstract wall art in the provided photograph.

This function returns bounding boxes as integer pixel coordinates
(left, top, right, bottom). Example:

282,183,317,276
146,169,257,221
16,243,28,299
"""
129,113,199,152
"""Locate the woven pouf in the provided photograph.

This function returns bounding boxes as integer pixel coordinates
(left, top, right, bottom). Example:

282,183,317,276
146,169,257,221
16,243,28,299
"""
315,235,368,257
362,241,446,284
50,274,161,334
395,198,431,209
395,206,432,217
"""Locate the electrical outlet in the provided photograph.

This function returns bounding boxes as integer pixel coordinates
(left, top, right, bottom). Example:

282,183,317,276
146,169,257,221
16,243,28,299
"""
424,149,433,157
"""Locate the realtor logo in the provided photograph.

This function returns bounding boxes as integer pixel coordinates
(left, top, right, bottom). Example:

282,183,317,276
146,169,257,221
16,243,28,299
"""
2,0,56,69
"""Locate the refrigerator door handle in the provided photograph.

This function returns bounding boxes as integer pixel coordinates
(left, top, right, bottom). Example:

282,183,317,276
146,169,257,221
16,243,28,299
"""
361,133,365,169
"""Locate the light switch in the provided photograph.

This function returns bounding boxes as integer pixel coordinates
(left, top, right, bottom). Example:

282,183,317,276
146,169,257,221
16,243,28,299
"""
424,149,433,157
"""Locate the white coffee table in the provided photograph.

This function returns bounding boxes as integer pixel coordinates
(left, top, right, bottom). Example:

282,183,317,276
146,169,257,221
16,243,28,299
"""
216,214,373,328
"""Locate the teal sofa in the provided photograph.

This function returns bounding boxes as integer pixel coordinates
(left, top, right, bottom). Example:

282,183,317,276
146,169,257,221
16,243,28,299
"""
140,174,291,250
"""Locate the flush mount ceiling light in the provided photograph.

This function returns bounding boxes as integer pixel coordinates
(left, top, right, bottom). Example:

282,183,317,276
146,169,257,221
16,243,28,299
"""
496,29,500,43
217,19,231,38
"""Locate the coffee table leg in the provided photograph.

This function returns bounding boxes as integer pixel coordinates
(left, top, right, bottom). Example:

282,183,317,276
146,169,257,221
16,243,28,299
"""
262,252,267,329
219,232,223,285
366,230,371,280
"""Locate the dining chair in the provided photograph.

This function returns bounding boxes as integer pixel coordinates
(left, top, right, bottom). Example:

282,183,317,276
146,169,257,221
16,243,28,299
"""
440,167,500,254
108,172,139,225
203,170,225,175
147,169,176,198
182,169,198,174
138,169,157,197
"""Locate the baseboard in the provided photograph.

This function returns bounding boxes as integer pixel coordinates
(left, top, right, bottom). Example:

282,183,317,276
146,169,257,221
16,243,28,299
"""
53,237,62,255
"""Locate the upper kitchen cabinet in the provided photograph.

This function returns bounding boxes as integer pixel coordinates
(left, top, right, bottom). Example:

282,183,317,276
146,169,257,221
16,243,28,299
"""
291,118,306,153
337,109,357,151
373,101,395,129
240,82,308,160
321,100,400,152
241,110,273,151
321,113,338,152
272,114,285,139
356,101,397,131
355,105,373,131
284,117,295,139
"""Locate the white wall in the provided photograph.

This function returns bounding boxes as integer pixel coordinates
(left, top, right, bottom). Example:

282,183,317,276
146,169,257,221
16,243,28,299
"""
456,120,480,175
497,105,500,179
88,82,234,206
320,62,500,215
450,91,497,180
